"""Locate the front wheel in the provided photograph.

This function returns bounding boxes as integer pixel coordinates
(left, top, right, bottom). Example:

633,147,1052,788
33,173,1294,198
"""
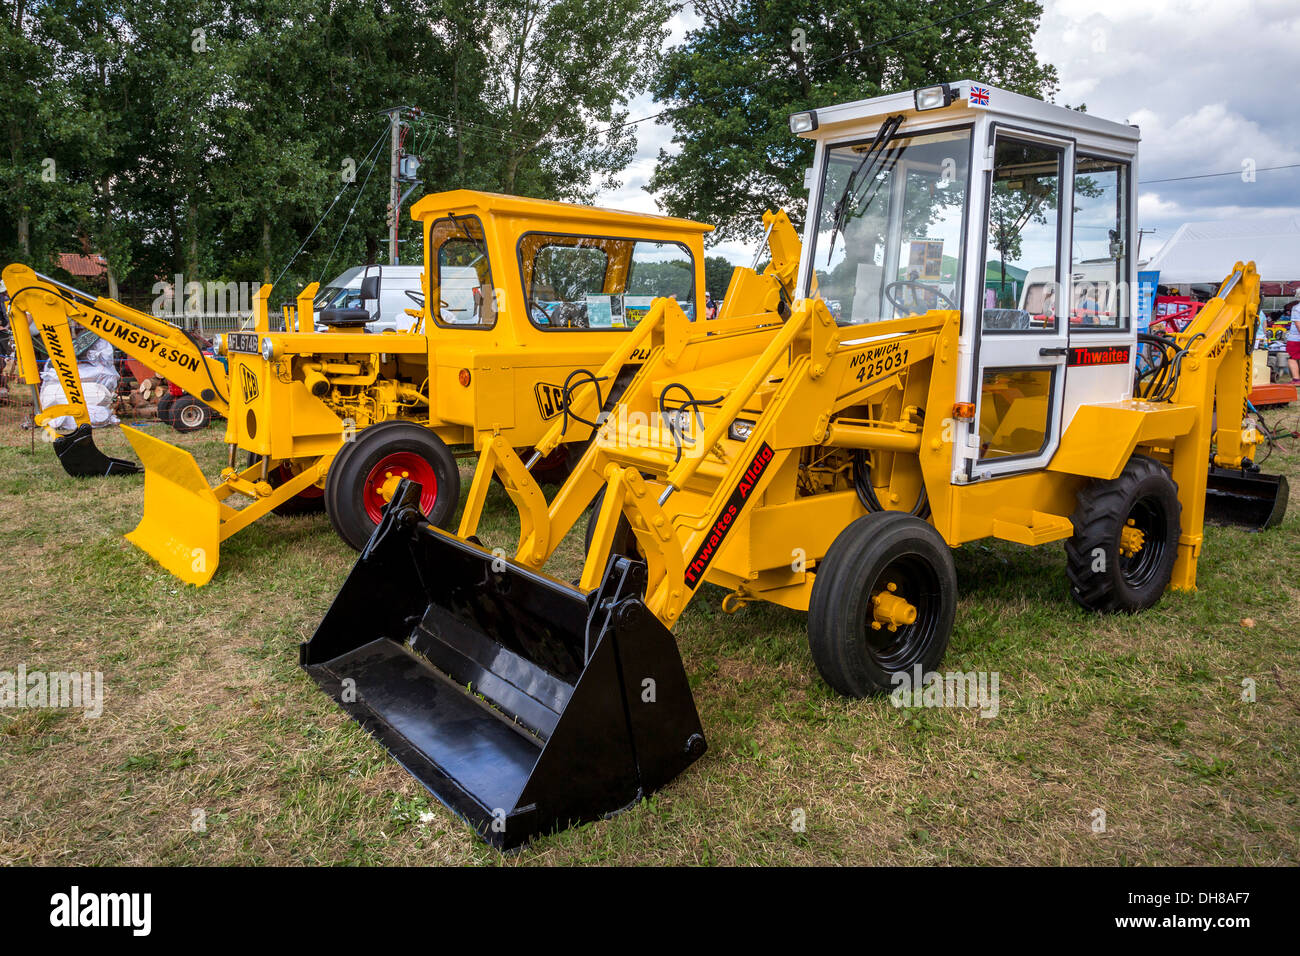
808,511,957,697
325,422,460,551
1065,454,1181,612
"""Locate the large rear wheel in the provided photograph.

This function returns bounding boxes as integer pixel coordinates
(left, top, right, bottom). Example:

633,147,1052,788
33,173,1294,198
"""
808,511,957,697
1065,454,1181,612
325,422,460,551
156,391,176,425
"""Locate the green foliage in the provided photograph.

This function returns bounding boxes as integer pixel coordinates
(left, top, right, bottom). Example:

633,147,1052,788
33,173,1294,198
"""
0,0,671,298
704,254,733,300
648,0,1058,243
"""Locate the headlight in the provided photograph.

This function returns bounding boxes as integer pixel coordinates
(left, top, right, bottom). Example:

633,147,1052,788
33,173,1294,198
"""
728,418,756,441
212,333,225,355
261,337,276,362
788,110,818,134
664,408,693,434
914,84,954,111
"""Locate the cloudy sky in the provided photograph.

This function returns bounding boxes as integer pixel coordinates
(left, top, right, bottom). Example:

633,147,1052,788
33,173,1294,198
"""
595,0,1300,265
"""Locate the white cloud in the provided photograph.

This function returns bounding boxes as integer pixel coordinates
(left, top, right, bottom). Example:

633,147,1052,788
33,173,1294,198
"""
594,1,1300,266
1037,0,1300,244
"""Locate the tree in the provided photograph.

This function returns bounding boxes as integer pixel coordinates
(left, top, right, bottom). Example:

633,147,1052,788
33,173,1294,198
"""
648,0,1058,243
704,254,733,300
479,0,672,201
0,0,676,301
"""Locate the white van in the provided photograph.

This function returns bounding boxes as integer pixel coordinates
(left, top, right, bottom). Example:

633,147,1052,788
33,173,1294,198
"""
313,265,426,333
1018,260,1123,326
312,264,487,331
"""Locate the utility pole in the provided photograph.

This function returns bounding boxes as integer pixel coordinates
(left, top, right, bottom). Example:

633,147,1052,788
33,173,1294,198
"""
379,106,424,267
1137,228,1157,261
388,109,400,266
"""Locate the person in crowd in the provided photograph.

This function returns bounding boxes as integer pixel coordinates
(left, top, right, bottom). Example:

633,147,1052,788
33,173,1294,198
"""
1286,299,1300,382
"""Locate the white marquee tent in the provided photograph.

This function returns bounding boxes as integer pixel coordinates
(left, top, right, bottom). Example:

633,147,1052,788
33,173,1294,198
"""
1145,217,1300,293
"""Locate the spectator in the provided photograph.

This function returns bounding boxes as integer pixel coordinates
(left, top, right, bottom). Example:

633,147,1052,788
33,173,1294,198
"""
705,292,717,320
1287,300,1300,382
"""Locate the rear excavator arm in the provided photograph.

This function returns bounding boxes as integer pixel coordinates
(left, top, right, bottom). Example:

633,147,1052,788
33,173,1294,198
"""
2,264,232,432
1140,262,1287,582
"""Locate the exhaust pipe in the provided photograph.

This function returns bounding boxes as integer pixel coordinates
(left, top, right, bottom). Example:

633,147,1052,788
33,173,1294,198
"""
300,479,707,849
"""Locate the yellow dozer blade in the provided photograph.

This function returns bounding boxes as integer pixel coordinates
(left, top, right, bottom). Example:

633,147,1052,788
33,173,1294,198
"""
120,426,221,586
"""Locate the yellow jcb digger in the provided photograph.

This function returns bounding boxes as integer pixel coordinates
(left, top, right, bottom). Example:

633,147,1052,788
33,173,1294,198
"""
5,191,732,585
1,267,231,478
300,81,1288,849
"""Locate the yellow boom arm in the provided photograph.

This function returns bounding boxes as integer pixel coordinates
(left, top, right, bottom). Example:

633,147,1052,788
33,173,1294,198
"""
2,264,232,429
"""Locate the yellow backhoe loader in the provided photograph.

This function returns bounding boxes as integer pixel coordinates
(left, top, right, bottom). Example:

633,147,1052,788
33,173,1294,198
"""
301,81,1289,849
5,191,723,585
2,268,231,477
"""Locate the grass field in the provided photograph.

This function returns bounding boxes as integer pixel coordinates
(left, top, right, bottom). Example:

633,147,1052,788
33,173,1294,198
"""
0,415,1298,866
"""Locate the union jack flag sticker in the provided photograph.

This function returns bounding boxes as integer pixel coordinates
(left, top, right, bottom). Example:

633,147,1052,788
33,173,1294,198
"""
970,85,990,106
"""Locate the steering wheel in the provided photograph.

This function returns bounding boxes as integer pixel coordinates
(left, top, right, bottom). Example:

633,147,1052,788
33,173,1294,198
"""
530,300,554,324
404,289,425,307
884,280,957,315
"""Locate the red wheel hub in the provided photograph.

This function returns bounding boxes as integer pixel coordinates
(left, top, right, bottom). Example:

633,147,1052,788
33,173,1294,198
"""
274,464,324,500
362,451,438,523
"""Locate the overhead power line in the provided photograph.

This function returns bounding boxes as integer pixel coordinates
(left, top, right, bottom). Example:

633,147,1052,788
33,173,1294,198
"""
1141,162,1300,185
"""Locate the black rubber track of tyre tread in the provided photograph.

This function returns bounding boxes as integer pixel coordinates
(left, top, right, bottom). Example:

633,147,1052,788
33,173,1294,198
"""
1064,454,1181,613
808,511,957,698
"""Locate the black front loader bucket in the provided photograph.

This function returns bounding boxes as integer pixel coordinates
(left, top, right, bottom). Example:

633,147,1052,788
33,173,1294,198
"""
1205,465,1289,530
53,424,141,477
300,480,706,850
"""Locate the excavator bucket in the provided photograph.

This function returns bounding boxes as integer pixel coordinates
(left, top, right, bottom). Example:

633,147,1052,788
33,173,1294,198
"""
1205,465,1289,530
52,424,141,478
300,480,707,850
120,425,221,585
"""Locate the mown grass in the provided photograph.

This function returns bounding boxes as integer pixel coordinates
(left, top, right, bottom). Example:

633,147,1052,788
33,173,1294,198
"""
0,413,1297,865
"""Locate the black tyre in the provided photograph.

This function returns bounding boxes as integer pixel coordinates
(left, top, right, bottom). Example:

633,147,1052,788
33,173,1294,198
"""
808,511,957,698
270,462,326,516
527,443,577,486
171,394,211,433
157,391,177,425
325,422,460,551
582,486,641,561
1065,454,1181,613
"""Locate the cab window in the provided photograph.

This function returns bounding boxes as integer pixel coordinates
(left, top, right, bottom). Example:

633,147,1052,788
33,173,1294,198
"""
1070,155,1130,330
519,234,696,329
428,215,496,329
808,126,971,324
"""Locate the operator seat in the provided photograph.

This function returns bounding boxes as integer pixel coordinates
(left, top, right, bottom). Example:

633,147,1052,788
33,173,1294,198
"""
320,268,381,329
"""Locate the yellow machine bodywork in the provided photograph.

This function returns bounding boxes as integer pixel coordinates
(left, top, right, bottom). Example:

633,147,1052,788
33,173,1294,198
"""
2,263,232,430
461,261,1266,627
6,191,729,585
294,81,1288,850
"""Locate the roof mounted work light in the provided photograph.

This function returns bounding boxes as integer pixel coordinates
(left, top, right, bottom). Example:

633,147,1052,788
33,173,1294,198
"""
914,84,956,111
789,110,819,134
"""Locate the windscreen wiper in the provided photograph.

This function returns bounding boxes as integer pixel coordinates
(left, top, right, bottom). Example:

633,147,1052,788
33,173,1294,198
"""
827,114,904,263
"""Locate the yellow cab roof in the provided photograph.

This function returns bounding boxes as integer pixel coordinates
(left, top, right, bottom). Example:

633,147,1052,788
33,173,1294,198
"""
409,189,714,238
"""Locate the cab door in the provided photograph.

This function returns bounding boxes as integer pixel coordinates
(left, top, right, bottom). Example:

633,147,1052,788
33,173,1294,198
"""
967,128,1073,480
